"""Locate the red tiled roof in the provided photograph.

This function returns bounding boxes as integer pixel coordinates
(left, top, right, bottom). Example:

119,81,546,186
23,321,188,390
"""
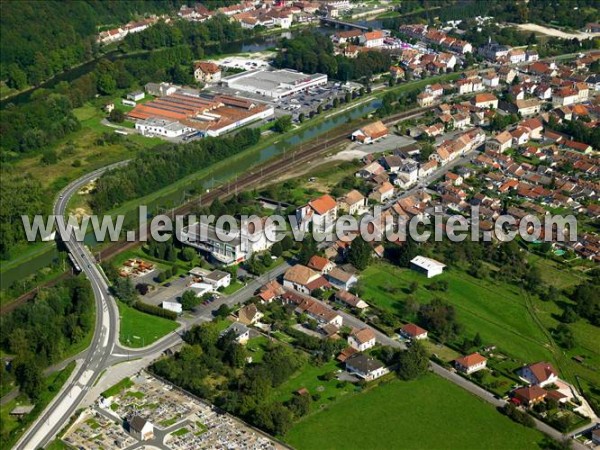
401,323,427,338
309,194,337,215
455,352,487,368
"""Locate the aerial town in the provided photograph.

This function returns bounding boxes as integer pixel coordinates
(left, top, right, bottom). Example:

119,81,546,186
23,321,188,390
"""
1,1,599,450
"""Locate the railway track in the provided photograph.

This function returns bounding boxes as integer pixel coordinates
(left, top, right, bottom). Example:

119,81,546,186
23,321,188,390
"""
2,105,431,314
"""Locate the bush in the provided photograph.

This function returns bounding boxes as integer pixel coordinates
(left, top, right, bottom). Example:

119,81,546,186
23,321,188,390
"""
133,301,177,320
501,403,535,428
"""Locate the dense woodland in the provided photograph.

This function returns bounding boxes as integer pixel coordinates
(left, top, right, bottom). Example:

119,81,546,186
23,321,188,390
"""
273,32,393,82
0,0,186,89
0,277,94,401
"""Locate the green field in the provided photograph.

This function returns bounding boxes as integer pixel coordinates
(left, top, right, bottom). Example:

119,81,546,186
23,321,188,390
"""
285,374,544,450
118,301,179,348
361,263,551,361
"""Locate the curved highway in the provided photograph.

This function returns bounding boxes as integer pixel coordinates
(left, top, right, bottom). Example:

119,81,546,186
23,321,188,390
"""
15,162,128,449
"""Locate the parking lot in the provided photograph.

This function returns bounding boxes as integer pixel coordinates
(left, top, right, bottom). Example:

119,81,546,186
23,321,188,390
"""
209,78,352,123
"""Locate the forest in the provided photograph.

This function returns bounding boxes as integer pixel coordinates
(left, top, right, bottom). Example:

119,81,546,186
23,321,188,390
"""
0,0,185,89
90,127,261,212
0,277,94,400
273,31,393,82
0,174,49,259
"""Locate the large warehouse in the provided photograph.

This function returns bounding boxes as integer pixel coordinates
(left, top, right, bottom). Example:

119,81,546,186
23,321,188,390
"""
221,69,328,99
127,92,273,137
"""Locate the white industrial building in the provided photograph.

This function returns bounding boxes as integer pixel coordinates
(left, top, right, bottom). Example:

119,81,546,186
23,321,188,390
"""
135,118,193,138
180,220,276,265
410,256,446,278
221,69,328,99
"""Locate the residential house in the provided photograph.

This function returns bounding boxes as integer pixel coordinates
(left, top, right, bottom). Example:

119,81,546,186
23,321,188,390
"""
356,161,385,179
400,323,428,340
204,270,231,290
486,130,513,153
238,304,264,325
419,159,438,177
472,93,498,109
512,385,547,407
563,140,592,154
395,159,419,188
511,127,530,147
515,98,542,116
352,121,389,144
471,77,484,92
221,322,251,344
345,354,387,381
535,84,552,100
498,67,516,84
456,79,473,95
348,327,376,351
575,82,589,102
339,190,367,215
482,72,500,88
307,255,335,274
520,118,543,140
445,172,463,186
194,61,222,83
455,353,487,374
410,256,446,278
427,83,444,98
417,92,435,107
296,194,338,232
518,362,559,388
332,29,362,44
508,48,526,64
552,87,579,106
526,49,539,62
390,65,405,80
359,30,384,48
327,267,358,290
334,289,369,310
286,292,343,327
370,180,394,202
257,280,285,303
283,264,330,294
381,155,404,173
271,10,293,29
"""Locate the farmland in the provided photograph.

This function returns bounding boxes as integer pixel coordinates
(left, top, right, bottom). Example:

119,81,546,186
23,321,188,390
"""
285,374,544,450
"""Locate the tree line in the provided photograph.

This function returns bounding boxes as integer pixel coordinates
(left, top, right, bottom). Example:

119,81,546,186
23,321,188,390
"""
91,127,260,212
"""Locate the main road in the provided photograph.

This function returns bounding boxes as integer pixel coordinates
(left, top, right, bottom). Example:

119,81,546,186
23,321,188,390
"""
14,162,129,450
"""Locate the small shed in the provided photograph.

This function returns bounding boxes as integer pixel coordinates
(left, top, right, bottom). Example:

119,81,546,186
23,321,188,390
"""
10,405,35,417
